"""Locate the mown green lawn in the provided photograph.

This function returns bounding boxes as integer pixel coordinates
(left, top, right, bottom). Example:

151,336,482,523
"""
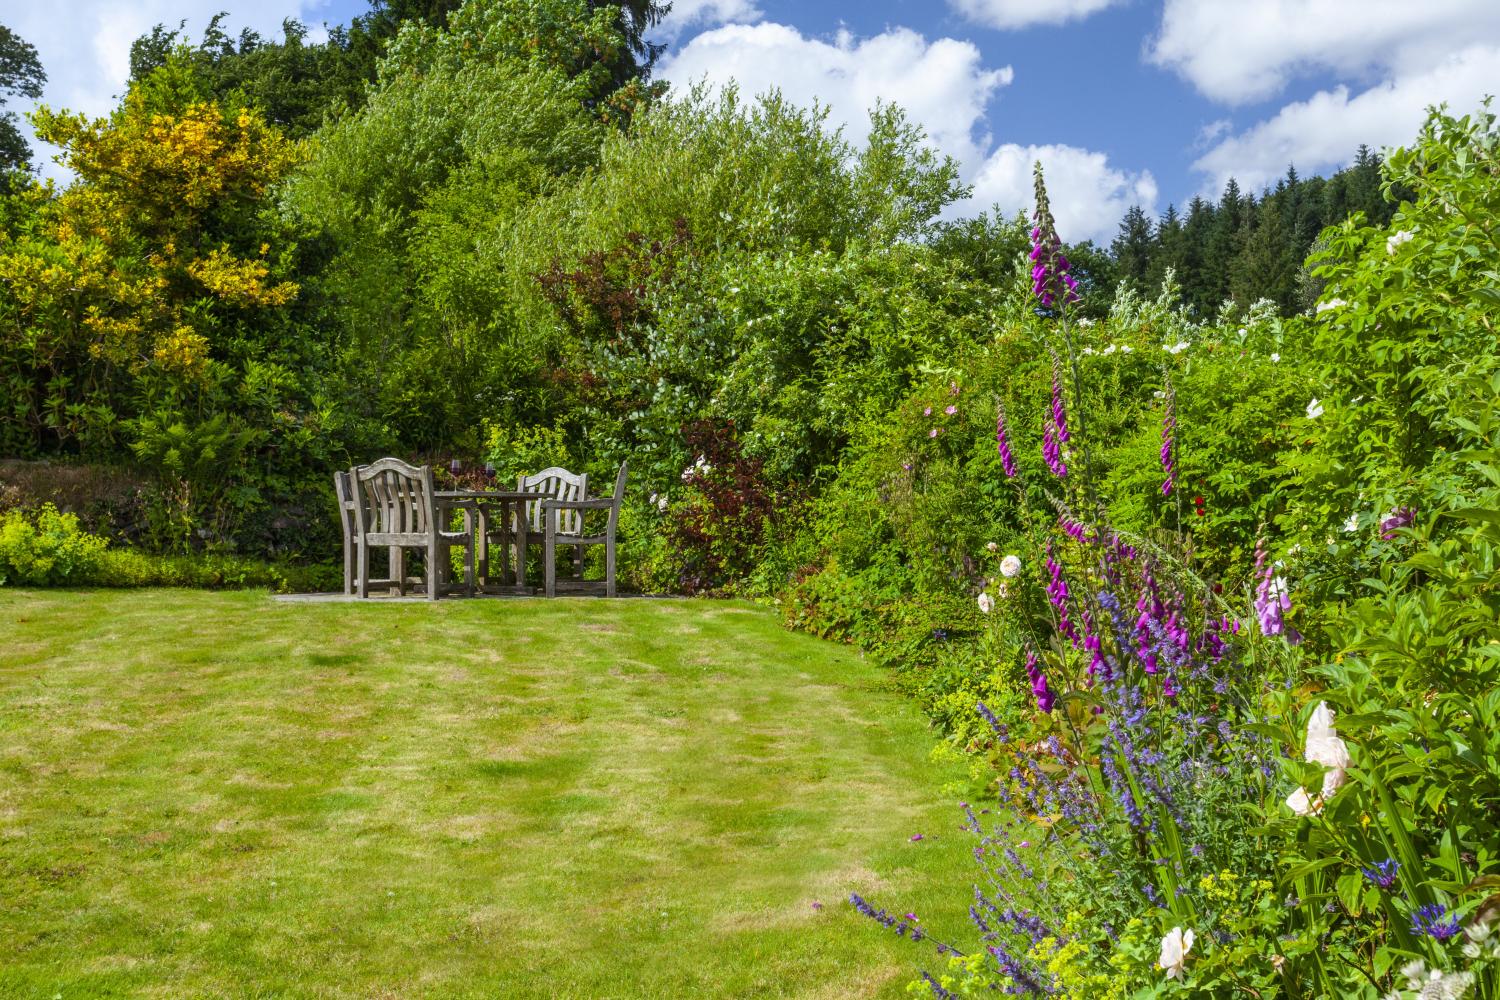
0,590,974,999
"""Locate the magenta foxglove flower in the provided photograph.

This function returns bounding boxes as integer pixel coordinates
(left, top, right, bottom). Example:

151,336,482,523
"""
995,405,1018,477
1029,163,1081,310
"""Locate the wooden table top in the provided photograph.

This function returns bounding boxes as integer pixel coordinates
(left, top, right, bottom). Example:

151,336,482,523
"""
434,490,536,501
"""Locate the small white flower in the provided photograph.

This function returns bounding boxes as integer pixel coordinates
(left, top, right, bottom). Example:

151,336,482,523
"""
985,541,998,553
1164,340,1190,354
1306,398,1325,419
1077,317,1094,327
1270,352,1281,363
977,593,995,614
995,581,1009,599
1386,229,1415,254
1238,327,1248,335
657,495,669,512
999,555,1022,578
1081,346,1096,356
1153,390,1166,399
1120,345,1133,354
1158,927,1195,979
1101,344,1118,356
1315,298,1347,314
1342,513,1359,533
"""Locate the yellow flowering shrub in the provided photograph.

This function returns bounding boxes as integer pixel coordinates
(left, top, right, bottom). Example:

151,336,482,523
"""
2,65,304,415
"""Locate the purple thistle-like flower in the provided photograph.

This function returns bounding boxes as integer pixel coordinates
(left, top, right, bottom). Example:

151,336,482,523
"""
1160,382,1175,496
1361,858,1400,890
1030,163,1081,311
996,404,1019,478
1410,903,1461,941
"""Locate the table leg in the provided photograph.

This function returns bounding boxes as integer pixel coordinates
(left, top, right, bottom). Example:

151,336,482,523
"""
476,505,490,589
514,502,528,589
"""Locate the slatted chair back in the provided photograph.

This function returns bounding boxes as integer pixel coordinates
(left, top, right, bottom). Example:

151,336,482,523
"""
354,457,437,544
518,466,587,536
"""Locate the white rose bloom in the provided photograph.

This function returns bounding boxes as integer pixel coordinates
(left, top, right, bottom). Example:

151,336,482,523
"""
1286,786,1319,816
985,541,999,553
1101,344,1118,356
1120,345,1133,354
1164,341,1190,354
1320,765,1348,800
1306,398,1325,419
1158,927,1195,979
1342,513,1359,533
999,555,1022,578
977,593,995,614
1386,230,1415,254
1316,298,1348,313
1305,702,1351,771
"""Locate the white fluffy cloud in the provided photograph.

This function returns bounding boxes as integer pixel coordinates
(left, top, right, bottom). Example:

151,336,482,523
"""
661,23,1012,168
968,144,1157,243
1193,44,1500,193
1149,0,1500,105
948,0,1122,31
11,0,330,180
653,0,762,41
660,23,1152,242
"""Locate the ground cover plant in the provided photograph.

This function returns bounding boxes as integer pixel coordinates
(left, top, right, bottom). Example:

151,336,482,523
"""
0,589,975,998
840,109,1500,998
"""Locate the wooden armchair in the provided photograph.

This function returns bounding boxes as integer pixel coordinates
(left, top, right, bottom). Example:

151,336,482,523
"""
515,466,587,583
351,458,473,600
542,461,627,597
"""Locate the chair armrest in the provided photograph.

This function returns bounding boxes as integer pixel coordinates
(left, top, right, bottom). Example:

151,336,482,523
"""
540,498,616,510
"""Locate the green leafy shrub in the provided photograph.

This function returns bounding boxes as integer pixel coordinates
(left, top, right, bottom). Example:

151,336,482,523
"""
0,504,108,585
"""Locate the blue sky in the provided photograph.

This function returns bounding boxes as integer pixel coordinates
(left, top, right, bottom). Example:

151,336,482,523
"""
14,0,1500,242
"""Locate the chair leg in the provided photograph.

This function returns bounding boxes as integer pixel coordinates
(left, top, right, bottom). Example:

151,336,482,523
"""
343,535,354,595
465,538,475,598
391,546,404,597
606,531,616,598
544,520,556,598
427,539,440,600
573,544,584,580
357,540,370,599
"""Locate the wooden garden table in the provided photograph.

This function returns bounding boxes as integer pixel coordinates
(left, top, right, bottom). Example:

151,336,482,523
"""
435,489,536,593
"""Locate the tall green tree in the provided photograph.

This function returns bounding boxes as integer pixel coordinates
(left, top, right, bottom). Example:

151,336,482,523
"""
0,24,45,172
1110,204,1154,292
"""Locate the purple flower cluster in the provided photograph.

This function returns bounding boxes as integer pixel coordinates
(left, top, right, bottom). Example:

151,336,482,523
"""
1380,505,1416,539
1042,356,1070,478
1252,537,1300,644
1025,648,1055,714
1361,858,1400,890
1045,544,1078,644
1410,903,1461,941
1029,162,1080,310
1159,384,1175,497
996,405,1019,478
